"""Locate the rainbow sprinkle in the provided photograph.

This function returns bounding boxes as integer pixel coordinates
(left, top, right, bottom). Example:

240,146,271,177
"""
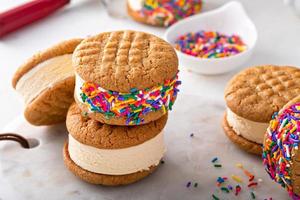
80,73,181,125
232,175,243,183
174,31,247,59
263,103,300,200
139,0,202,26
235,185,242,196
212,159,272,199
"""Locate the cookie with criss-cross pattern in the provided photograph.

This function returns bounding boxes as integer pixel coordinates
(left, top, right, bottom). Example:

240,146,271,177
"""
223,65,300,155
73,30,180,126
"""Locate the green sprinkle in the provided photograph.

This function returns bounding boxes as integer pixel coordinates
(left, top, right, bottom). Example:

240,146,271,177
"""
80,93,88,102
251,191,256,199
220,187,230,193
212,194,219,200
194,182,198,187
82,112,88,117
214,164,222,168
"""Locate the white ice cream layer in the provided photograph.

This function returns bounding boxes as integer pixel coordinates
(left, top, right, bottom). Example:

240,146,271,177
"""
16,54,73,104
68,132,166,175
226,108,269,144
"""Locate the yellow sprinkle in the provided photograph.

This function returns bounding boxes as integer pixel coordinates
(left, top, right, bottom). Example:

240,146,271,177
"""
236,163,243,169
162,105,166,114
272,120,278,129
165,89,171,94
134,109,142,113
108,96,114,103
114,99,135,106
291,126,297,133
232,175,243,183
235,45,247,51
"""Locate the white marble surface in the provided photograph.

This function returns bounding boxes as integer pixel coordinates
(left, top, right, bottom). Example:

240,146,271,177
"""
0,95,289,200
0,0,300,199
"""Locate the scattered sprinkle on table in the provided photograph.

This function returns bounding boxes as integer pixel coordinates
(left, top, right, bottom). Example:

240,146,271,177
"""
248,182,258,188
220,187,230,193
210,159,272,199
235,185,242,196
251,191,256,199
216,177,227,186
211,157,218,163
212,194,220,200
160,160,165,164
194,182,198,187
214,164,222,168
232,175,243,183
174,31,247,59
236,163,243,169
186,181,191,188
190,133,194,137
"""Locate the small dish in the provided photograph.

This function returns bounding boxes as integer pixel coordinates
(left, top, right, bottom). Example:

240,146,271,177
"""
164,1,258,75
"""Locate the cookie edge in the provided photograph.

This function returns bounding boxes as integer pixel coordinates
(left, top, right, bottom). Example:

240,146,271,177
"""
222,112,262,155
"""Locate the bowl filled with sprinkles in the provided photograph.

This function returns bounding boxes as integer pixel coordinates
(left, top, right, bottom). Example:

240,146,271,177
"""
164,1,257,75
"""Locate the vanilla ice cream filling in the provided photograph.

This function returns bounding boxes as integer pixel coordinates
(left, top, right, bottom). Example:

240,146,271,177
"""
68,132,166,175
16,54,73,104
128,0,144,11
75,74,85,103
226,108,269,144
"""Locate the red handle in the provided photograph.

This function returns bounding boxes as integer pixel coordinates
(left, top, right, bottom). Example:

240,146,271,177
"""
0,0,70,37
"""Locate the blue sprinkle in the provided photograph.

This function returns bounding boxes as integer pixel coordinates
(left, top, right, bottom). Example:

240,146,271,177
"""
211,157,218,163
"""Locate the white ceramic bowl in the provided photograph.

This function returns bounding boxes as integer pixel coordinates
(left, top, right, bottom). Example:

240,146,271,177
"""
164,1,258,75
284,0,300,15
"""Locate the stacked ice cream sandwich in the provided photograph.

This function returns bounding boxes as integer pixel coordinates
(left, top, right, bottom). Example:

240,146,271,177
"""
64,30,181,185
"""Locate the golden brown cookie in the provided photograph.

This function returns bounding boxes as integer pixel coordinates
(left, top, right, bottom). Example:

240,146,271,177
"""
12,39,83,126
126,0,202,27
63,143,158,186
280,95,300,112
222,112,262,155
223,65,300,154
225,65,300,122
64,103,166,185
73,30,180,126
66,103,168,149
262,95,300,198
